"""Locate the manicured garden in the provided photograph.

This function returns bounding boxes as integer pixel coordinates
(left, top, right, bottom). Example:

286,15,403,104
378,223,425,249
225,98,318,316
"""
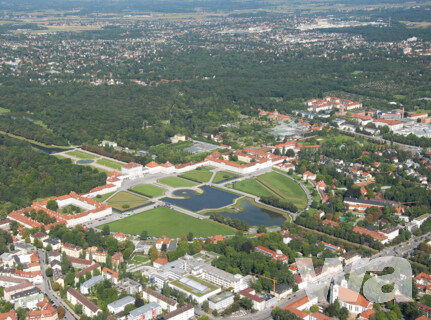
107,191,150,211
212,171,240,183
99,206,234,237
130,184,166,198
233,171,308,210
93,192,115,203
179,168,213,183
66,150,98,160
158,177,197,188
96,158,123,170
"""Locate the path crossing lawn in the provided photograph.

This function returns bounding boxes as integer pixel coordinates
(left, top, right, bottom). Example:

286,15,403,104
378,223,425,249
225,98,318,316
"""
234,171,308,209
107,191,150,211
234,179,275,198
99,206,234,237
130,184,166,198
179,169,213,183
158,177,197,188
93,192,115,202
212,171,240,183
96,158,123,170
66,150,98,159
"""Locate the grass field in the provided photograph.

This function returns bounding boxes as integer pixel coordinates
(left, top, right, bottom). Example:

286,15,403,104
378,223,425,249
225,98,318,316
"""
129,254,149,265
213,171,240,183
180,169,213,183
100,206,234,237
158,177,197,188
234,171,308,209
0,107,10,113
130,184,166,198
67,150,98,160
96,158,123,170
107,191,150,211
234,179,276,198
93,192,115,203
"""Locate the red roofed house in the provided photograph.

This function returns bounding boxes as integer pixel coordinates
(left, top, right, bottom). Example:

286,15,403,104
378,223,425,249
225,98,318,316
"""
283,295,318,320
113,233,126,242
112,252,124,267
0,310,17,320
156,236,170,250
239,288,265,311
330,280,373,315
211,235,225,244
415,272,431,291
319,241,346,254
26,298,58,320
302,171,316,181
153,257,169,269
255,246,288,263
102,267,119,284
353,226,388,244
359,309,376,320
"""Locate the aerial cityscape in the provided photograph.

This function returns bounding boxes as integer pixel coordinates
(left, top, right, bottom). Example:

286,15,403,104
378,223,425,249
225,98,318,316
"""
0,0,431,320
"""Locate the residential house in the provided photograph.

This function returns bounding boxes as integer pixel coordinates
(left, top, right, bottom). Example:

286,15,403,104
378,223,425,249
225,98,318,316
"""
67,288,101,317
102,267,119,284
158,304,194,320
128,302,162,320
107,296,135,315
142,288,178,312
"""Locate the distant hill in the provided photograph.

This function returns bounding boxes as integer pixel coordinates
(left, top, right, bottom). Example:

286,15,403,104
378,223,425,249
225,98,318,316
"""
0,0,422,13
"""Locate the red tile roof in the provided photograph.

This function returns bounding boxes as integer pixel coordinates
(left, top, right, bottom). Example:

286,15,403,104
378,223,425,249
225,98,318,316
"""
338,286,372,308
154,257,169,266
123,162,141,169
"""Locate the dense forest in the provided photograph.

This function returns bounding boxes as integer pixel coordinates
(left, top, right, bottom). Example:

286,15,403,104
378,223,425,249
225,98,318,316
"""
0,46,429,149
0,136,106,218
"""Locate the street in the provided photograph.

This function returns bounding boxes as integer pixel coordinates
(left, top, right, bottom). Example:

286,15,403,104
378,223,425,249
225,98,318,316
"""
37,249,78,320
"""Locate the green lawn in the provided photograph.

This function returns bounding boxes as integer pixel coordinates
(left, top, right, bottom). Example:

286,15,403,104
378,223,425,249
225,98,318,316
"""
67,150,98,160
93,192,115,202
99,206,234,237
213,171,240,183
234,172,308,210
107,191,150,211
130,184,166,198
258,172,308,209
0,107,10,113
158,177,197,188
96,158,123,170
129,254,150,265
180,169,213,183
234,179,276,198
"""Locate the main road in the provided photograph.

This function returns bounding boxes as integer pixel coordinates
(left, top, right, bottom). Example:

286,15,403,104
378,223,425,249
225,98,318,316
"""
37,249,78,320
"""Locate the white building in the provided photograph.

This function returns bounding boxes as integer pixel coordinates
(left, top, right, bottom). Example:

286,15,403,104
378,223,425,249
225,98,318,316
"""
107,296,135,315
128,302,162,320
80,275,104,295
168,276,221,304
121,162,144,179
142,288,178,312
373,119,403,131
161,304,194,320
330,280,373,315
208,291,235,311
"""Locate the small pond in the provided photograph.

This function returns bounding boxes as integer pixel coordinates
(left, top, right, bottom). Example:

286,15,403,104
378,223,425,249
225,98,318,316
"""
212,199,286,227
162,186,239,212
76,159,94,165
